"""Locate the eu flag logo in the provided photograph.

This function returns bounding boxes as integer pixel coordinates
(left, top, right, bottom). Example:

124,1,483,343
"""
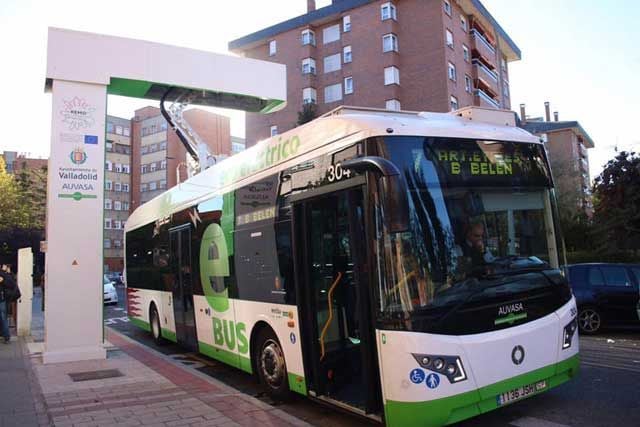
84,135,98,145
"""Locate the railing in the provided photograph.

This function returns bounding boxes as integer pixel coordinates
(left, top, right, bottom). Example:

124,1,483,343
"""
471,29,496,56
474,88,500,109
472,59,498,82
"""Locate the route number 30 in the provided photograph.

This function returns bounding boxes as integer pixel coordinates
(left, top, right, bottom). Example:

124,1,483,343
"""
326,163,352,183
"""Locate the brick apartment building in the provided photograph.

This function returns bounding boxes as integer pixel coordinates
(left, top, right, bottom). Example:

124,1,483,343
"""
130,106,231,212
104,115,132,271
229,0,520,145
1,151,48,175
520,103,595,217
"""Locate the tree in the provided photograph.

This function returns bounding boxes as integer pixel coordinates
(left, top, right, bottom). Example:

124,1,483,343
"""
14,161,47,230
0,157,28,231
296,103,317,126
591,151,640,255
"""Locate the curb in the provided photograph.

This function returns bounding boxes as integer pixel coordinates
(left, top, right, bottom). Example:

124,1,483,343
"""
106,327,312,427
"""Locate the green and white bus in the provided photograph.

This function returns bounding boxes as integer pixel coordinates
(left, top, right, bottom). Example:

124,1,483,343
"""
124,106,579,426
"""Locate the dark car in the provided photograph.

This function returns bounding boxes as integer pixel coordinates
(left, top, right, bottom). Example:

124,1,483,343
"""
564,263,640,334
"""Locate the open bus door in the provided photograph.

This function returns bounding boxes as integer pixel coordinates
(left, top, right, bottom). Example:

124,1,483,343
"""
169,225,198,352
292,183,382,418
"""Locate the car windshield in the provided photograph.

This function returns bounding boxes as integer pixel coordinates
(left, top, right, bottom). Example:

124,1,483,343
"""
372,136,568,333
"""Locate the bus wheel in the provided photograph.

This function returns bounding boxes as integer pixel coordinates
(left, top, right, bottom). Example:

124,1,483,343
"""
578,306,602,335
150,305,164,345
256,328,289,399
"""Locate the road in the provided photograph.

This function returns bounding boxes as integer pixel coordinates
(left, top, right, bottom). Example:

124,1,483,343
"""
105,285,640,427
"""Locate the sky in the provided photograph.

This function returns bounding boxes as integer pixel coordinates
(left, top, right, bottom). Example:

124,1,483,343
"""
0,0,638,180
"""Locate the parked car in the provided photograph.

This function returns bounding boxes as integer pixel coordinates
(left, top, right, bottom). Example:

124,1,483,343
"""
564,263,640,334
103,275,118,305
105,271,123,286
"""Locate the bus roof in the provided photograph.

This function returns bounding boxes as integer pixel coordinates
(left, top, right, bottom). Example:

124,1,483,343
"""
125,106,541,232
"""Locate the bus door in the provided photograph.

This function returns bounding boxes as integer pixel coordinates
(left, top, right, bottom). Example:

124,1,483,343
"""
169,225,198,351
293,185,382,415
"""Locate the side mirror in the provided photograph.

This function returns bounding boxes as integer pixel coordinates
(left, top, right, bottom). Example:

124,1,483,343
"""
342,156,409,233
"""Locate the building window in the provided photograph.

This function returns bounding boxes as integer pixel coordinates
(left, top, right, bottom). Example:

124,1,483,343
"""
303,87,317,104
344,77,353,94
115,163,122,173
444,0,452,16
460,15,468,32
105,180,113,191
343,45,352,63
343,15,351,32
269,40,277,56
141,145,148,154
381,2,397,21
122,183,129,192
160,179,167,189
324,83,343,103
446,29,454,48
123,127,130,137
302,57,316,75
104,199,112,210
115,125,123,135
114,239,122,249
141,183,148,192
150,162,157,172
104,238,111,249
113,220,121,230
106,122,114,133
385,99,401,111
301,29,316,46
384,66,400,85
450,95,459,111
323,24,340,44
149,181,157,191
122,164,130,174
270,125,278,137
465,75,472,93
463,44,470,62
105,161,112,171
383,33,398,53
114,201,122,211
106,141,113,151
104,219,111,229
160,159,167,170
141,164,148,174
501,57,508,72
448,62,456,81
114,182,122,192
324,53,341,73
123,201,130,211
503,82,510,98
159,141,167,150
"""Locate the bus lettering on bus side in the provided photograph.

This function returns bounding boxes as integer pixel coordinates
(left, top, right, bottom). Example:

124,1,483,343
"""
212,317,249,354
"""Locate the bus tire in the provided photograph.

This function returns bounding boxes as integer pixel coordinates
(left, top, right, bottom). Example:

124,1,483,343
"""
150,304,165,345
255,328,290,400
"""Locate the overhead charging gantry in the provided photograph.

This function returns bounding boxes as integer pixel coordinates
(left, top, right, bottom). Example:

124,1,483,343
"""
43,27,286,363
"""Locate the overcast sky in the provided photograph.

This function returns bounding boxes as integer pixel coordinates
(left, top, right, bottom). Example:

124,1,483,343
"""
0,0,638,180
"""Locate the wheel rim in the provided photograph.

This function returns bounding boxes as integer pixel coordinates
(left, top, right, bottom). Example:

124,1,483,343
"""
151,310,161,339
579,309,601,332
260,339,285,388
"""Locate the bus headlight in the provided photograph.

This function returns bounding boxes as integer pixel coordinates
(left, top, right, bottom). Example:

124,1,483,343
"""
412,353,467,383
563,316,578,349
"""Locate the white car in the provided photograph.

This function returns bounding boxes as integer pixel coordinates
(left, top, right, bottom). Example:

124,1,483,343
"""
103,275,118,305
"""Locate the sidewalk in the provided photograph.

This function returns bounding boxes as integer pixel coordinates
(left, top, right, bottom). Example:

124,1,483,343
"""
1,288,310,427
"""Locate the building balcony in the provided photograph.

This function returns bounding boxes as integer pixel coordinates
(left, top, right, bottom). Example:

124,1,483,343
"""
579,143,588,159
471,29,497,69
472,59,499,96
474,88,500,109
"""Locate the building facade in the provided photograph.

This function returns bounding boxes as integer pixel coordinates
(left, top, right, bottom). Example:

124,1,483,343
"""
104,115,132,272
130,107,232,212
229,0,520,145
520,104,595,217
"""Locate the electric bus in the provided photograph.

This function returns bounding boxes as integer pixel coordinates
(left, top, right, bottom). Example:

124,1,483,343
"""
124,106,579,426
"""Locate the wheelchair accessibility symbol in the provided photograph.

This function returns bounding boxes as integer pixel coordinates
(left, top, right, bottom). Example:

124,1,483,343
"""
409,368,425,384
426,373,440,389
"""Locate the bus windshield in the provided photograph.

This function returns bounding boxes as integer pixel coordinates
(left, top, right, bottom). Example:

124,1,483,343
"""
374,136,571,334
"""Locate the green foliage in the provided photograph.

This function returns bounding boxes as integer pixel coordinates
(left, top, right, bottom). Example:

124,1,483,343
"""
14,161,47,230
296,103,317,126
0,157,28,231
591,151,640,255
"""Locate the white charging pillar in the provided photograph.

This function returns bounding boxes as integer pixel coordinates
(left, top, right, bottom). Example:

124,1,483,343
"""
43,80,107,363
17,248,33,337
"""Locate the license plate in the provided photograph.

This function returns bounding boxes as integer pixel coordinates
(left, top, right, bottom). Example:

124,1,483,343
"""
497,380,546,406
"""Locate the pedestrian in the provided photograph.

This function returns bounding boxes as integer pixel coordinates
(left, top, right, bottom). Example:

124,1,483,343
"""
0,265,20,344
